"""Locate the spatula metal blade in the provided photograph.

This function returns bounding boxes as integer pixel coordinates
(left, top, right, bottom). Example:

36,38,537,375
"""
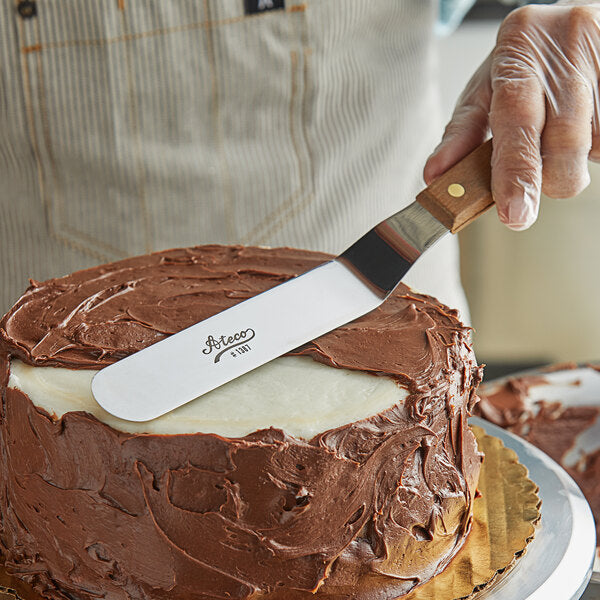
91,260,384,422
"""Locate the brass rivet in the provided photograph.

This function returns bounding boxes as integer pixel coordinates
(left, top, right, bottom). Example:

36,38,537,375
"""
447,183,465,198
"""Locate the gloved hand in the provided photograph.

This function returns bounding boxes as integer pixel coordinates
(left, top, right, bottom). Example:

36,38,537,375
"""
424,0,600,230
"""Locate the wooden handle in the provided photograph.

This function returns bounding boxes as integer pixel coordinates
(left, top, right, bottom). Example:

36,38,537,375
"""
416,139,494,233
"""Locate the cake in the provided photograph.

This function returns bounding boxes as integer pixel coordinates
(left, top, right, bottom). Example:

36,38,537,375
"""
0,245,483,600
477,367,600,541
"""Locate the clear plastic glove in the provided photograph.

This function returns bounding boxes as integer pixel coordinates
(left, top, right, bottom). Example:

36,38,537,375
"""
424,1,600,230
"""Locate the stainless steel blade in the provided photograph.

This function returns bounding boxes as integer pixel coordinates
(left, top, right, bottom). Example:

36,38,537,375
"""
91,202,449,421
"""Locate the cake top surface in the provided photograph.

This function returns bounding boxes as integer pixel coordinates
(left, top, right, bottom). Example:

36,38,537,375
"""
0,245,468,390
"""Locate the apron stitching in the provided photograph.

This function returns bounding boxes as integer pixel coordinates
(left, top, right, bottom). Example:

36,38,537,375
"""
120,7,152,254
244,10,314,243
17,17,47,230
15,15,111,263
289,49,308,210
240,49,304,243
255,193,315,245
20,10,300,54
16,3,313,254
32,14,125,260
257,47,316,242
205,0,235,240
22,43,41,54
20,19,112,265
48,228,118,262
301,48,315,196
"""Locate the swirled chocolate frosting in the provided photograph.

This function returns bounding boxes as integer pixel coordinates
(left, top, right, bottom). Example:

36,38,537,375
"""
0,245,483,600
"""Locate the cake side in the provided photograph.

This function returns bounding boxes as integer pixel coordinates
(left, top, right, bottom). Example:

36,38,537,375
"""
0,245,483,600
0,356,481,600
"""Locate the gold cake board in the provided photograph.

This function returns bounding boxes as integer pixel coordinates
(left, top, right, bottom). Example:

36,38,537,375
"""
0,426,540,600
406,426,541,600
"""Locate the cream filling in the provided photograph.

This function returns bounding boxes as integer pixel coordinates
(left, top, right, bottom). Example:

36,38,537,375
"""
8,356,408,439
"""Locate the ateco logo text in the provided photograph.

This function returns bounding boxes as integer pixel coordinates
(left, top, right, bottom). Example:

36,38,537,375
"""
203,328,256,363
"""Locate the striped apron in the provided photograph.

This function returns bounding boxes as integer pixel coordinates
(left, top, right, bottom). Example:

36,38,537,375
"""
0,0,468,318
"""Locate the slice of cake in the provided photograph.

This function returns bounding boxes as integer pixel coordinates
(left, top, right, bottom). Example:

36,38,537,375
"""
0,245,483,600
476,367,600,543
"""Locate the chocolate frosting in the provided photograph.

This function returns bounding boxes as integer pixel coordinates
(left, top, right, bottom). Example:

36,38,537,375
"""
0,245,483,599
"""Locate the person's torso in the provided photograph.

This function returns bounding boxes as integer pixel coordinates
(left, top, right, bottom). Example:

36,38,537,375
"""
0,0,468,318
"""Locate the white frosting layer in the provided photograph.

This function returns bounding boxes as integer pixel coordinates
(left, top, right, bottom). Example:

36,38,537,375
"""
8,356,408,439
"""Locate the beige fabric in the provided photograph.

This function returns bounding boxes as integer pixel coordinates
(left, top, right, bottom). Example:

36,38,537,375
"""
0,0,467,318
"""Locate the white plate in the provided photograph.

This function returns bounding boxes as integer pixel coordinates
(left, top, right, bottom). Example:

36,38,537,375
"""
469,416,596,600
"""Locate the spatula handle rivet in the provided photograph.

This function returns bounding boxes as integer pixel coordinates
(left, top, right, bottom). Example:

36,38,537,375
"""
447,183,465,198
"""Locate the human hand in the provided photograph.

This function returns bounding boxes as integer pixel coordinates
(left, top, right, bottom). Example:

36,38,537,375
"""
424,1,600,230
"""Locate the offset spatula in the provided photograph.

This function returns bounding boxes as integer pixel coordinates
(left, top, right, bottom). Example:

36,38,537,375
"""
92,140,495,421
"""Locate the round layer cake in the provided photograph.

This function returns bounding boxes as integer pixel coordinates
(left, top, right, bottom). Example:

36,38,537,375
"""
0,245,483,600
